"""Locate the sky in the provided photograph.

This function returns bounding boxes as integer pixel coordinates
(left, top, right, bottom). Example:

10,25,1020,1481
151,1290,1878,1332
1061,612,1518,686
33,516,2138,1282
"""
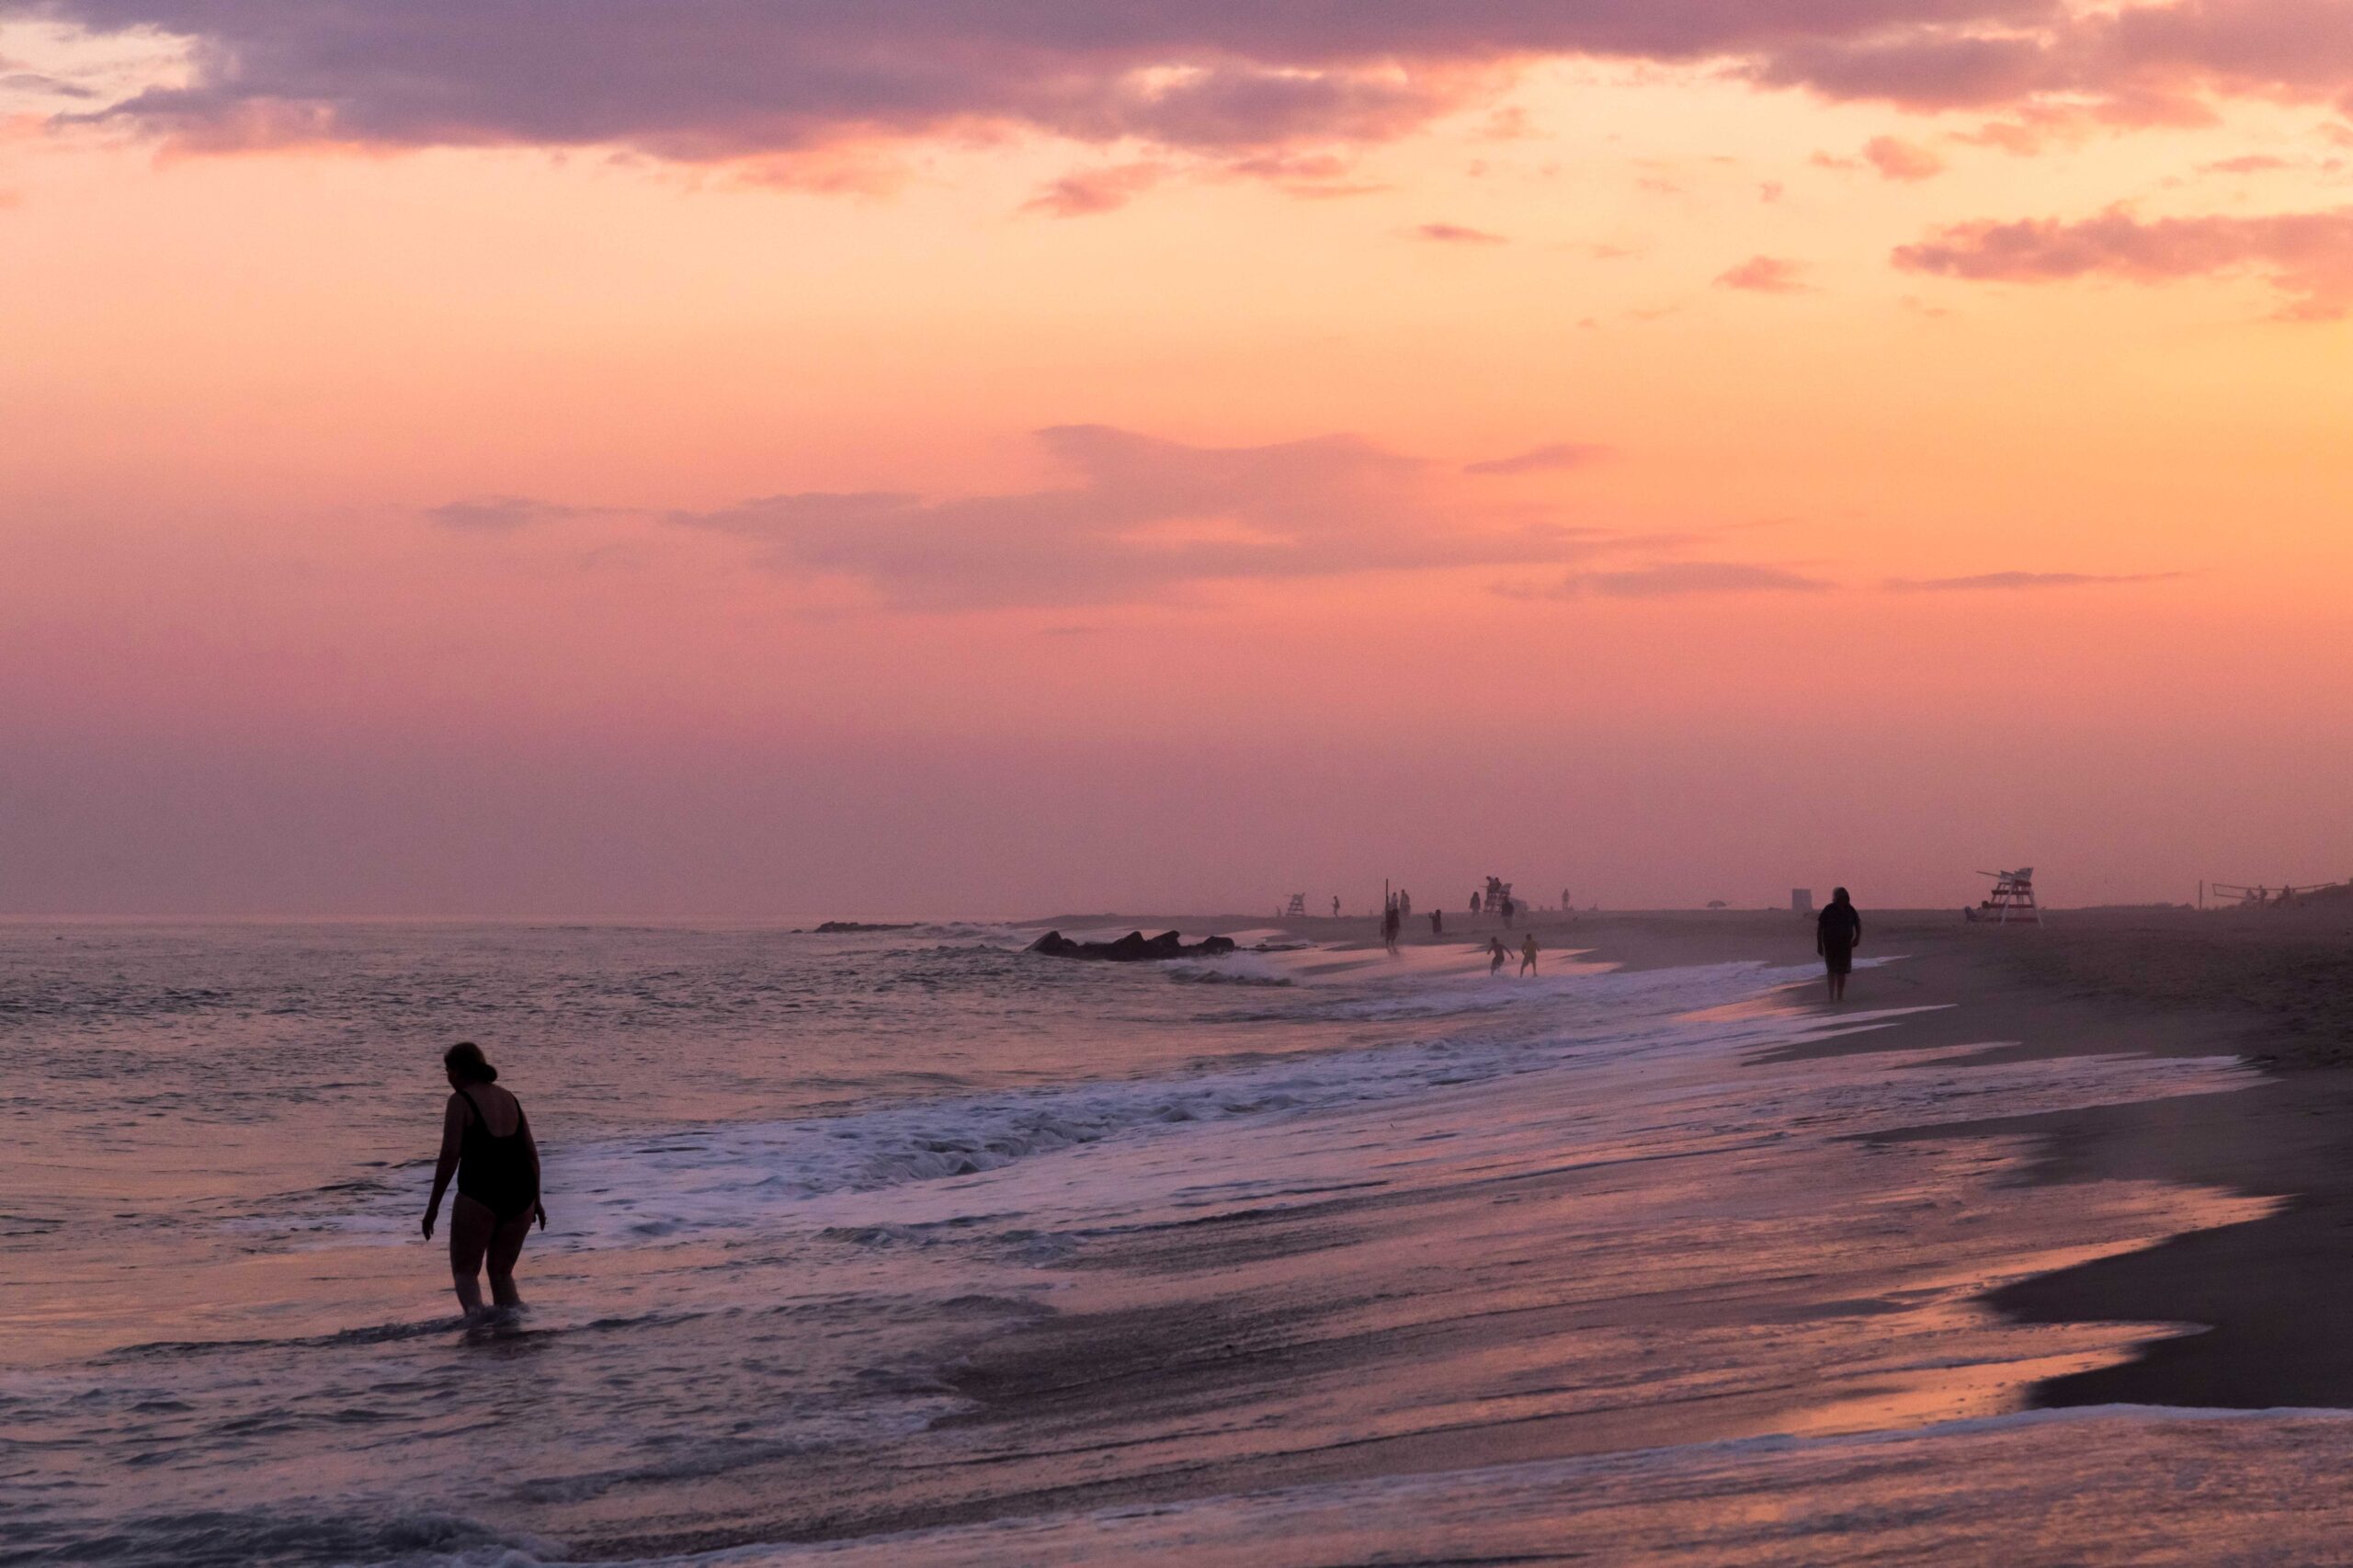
4,0,2352,916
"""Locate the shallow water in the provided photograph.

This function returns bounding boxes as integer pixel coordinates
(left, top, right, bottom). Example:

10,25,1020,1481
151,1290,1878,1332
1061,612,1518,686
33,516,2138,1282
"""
0,921,2277,1564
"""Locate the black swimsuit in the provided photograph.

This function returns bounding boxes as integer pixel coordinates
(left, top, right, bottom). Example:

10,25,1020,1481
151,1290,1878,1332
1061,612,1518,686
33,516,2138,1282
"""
455,1087,539,1222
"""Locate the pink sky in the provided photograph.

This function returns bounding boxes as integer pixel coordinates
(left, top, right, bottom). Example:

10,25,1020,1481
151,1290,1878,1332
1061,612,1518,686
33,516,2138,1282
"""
4,4,2351,915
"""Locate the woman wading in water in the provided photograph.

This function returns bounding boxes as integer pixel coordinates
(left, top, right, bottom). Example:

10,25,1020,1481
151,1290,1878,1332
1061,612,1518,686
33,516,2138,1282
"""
422,1041,545,1319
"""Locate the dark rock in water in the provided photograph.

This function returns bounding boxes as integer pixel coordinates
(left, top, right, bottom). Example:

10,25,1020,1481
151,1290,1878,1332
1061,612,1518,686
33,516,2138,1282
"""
813,921,919,934
1026,930,1238,961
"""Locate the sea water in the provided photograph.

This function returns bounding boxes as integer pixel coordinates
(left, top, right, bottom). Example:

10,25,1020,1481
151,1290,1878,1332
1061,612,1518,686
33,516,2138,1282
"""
0,921,2302,1565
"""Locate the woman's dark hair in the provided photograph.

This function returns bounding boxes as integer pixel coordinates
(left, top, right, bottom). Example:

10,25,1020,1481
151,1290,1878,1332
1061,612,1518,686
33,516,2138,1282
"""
443,1041,498,1084
1832,887,1851,903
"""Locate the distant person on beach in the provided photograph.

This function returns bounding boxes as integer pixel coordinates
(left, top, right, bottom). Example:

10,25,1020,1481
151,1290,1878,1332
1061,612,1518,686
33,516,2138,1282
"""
1471,891,1482,915
1489,937,1508,975
1500,896,1515,928
1430,910,1443,935
422,1041,545,1320
1520,935,1539,976
1816,888,1861,1003
1381,901,1401,954
1332,895,1340,918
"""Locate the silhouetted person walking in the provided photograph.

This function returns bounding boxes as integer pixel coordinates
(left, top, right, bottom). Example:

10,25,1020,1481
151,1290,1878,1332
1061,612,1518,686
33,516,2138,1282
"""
1519,934,1539,975
1816,887,1861,1003
1430,910,1443,935
1488,937,1508,975
423,1041,545,1320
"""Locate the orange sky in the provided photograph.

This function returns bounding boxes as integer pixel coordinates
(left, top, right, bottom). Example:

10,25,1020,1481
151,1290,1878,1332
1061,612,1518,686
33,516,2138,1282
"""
4,12,2351,915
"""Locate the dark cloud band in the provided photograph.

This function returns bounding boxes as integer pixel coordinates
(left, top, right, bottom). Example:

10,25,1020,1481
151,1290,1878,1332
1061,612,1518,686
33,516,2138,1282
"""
22,0,2349,168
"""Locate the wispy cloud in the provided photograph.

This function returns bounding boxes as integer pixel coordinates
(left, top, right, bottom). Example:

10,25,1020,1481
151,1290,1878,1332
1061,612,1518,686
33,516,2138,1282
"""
2200,153,2293,176
659,425,1624,610
1463,442,1612,475
1716,255,1811,294
1862,134,1946,181
1883,570,2183,591
1412,222,1508,244
1893,206,2353,320
425,495,608,533
1515,562,1836,598
1021,162,1165,218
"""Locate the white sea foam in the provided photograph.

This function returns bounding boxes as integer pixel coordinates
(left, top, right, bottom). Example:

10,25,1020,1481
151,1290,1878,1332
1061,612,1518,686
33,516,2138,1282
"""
278,960,1787,1245
285,957,2249,1254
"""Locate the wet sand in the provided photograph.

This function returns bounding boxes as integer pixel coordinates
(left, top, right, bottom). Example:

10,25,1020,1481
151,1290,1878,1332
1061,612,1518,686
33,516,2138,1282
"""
1598,903,2353,1415
1063,903,2353,1415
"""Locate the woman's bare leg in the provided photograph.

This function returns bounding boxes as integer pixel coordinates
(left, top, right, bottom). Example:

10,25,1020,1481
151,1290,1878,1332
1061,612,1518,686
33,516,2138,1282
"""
485,1210,533,1309
449,1196,494,1315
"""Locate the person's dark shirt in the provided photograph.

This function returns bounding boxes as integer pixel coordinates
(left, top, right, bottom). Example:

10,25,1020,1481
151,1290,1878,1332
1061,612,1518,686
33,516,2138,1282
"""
1817,902,1860,950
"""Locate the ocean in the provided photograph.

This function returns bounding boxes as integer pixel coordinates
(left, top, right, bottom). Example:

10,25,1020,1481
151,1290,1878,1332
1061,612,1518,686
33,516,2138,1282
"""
0,919,2323,1565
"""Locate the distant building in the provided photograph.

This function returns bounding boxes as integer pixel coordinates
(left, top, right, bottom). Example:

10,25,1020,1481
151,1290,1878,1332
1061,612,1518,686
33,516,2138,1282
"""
1792,888,1813,915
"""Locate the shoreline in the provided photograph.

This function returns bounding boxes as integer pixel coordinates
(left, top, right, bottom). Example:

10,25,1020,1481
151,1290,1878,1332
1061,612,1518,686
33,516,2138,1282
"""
1052,904,2353,1412
1516,905,2353,1414
539,910,2325,1555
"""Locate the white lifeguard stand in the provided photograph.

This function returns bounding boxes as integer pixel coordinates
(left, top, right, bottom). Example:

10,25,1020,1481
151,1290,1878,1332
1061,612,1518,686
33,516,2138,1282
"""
1283,893,1307,917
1974,868,2040,925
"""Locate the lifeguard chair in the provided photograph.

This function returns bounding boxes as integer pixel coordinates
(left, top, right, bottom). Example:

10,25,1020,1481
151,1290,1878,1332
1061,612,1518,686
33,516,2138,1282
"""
1974,868,2040,925
1283,893,1307,917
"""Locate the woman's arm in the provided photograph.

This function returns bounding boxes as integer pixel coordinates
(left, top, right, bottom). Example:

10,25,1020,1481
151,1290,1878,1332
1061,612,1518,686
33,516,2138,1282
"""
520,1106,548,1229
422,1095,464,1239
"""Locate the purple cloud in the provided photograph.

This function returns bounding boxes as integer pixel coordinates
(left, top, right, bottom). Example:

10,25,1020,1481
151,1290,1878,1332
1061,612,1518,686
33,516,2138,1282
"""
661,425,1626,610
426,495,601,533
1894,206,2353,318
1529,562,1836,598
27,0,2313,180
